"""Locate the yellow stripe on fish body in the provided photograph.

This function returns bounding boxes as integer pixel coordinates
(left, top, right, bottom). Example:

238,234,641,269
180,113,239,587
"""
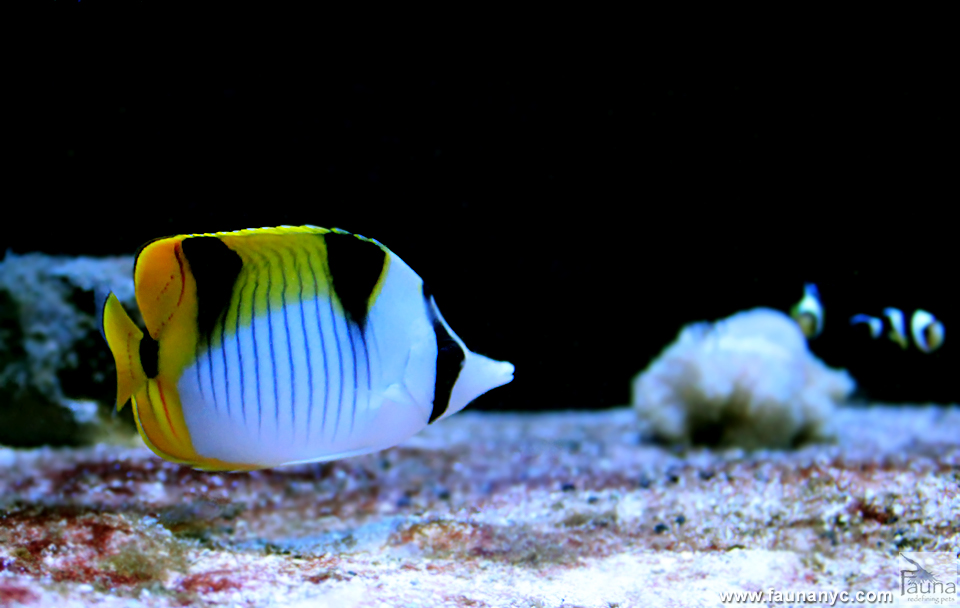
101,225,514,471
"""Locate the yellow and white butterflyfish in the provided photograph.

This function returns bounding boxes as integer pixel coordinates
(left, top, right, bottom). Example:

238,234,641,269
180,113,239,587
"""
790,283,823,339
850,313,883,339
910,309,944,353
100,225,514,471
882,307,909,349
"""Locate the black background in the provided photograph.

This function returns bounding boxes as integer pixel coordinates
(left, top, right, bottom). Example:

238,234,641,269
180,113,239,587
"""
5,28,955,409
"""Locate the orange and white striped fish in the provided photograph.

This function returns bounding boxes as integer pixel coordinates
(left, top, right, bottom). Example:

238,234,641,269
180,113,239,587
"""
850,308,944,353
100,225,514,470
790,283,824,339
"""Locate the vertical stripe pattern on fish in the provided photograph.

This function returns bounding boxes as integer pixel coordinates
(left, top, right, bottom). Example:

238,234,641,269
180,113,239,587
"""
100,226,514,470
790,283,824,339
849,308,944,353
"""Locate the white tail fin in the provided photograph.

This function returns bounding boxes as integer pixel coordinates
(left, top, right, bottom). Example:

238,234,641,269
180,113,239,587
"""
444,350,514,419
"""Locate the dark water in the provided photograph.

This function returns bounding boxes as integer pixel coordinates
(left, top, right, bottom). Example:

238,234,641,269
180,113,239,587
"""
6,61,954,409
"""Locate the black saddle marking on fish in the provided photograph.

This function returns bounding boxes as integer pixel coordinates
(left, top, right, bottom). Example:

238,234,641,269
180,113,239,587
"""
323,231,387,330
423,283,465,424
140,333,160,379
181,236,244,345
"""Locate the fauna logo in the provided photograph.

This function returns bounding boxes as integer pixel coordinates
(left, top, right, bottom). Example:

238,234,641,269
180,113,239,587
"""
898,551,958,604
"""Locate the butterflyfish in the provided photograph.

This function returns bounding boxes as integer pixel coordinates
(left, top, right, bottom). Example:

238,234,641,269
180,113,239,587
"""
790,283,823,339
100,225,514,471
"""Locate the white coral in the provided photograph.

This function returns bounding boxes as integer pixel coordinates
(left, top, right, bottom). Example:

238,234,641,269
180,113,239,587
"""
632,308,854,448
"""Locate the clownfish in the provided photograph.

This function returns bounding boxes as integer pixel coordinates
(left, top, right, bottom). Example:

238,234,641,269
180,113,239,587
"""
790,283,823,339
100,226,514,471
910,309,945,353
882,307,910,349
848,308,944,353
850,314,883,339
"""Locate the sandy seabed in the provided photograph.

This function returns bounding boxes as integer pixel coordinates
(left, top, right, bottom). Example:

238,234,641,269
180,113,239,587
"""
0,405,957,607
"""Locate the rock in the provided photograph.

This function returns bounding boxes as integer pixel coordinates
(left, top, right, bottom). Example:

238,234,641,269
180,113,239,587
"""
632,308,855,448
0,252,138,446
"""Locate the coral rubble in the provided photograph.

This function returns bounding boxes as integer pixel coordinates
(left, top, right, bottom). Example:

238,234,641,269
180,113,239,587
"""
632,308,855,448
0,407,957,606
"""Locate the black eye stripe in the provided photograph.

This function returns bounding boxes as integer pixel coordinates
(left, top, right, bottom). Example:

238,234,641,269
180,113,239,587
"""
140,333,160,379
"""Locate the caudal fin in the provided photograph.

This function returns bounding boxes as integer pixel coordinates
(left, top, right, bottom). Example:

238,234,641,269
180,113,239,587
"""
446,350,514,418
100,292,147,410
